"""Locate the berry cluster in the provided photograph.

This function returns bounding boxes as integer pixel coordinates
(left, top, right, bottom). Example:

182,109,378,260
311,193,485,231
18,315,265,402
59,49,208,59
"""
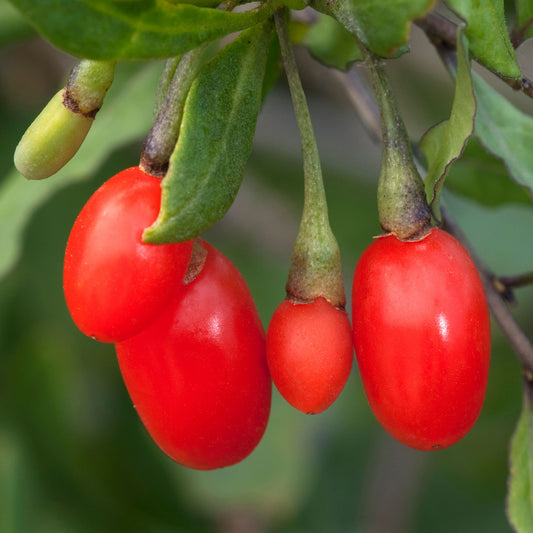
64,166,270,470
63,165,491,469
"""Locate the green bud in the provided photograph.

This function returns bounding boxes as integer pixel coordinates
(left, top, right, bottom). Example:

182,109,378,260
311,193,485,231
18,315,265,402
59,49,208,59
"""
14,60,115,181
14,89,93,180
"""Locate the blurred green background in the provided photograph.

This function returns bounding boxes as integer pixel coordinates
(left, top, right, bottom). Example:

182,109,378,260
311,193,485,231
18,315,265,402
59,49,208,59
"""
1,4,533,532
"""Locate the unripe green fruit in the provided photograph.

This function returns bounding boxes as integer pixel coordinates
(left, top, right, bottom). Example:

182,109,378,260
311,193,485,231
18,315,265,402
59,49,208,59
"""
14,59,115,181
14,89,93,180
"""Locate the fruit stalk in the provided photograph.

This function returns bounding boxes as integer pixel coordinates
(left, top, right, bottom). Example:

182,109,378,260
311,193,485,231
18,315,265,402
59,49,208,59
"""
358,42,432,240
64,59,116,117
274,8,345,307
140,0,242,177
140,45,209,177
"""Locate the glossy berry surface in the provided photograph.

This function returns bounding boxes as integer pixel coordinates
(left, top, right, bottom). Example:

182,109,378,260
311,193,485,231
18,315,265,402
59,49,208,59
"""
351,228,491,450
267,297,353,414
115,241,272,470
63,166,193,343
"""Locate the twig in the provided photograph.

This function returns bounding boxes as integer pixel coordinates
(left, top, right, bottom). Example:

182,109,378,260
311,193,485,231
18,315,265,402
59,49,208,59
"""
493,272,533,305
330,67,381,144
498,272,533,291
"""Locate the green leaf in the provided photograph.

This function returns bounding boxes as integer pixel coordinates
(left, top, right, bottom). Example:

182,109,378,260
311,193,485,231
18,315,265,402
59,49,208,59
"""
516,0,533,41
0,0,33,45
507,381,533,533
6,0,273,60
144,21,273,244
0,63,160,281
473,70,533,197
445,0,521,79
420,29,475,210
309,0,436,57
517,0,533,28
303,14,362,70
444,138,533,206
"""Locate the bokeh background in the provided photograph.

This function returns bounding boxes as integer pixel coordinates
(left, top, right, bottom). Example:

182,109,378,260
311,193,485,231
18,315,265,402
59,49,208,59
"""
1,2,533,532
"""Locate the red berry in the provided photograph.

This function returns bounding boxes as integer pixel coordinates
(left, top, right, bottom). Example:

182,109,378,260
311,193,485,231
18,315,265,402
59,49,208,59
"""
115,241,272,470
267,297,353,414
352,228,491,450
63,166,193,343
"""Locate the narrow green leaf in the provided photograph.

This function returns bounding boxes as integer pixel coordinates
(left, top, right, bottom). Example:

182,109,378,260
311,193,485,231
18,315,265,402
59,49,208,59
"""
420,29,475,210
507,381,533,533
445,0,521,79
444,138,533,206
6,0,273,60
309,0,436,57
473,71,533,197
516,0,533,41
144,21,273,244
303,13,362,70
0,63,160,281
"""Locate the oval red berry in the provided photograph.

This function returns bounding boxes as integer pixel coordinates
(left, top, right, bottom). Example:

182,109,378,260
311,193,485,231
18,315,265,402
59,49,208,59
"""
267,296,353,414
352,229,491,450
63,166,193,343
116,241,272,470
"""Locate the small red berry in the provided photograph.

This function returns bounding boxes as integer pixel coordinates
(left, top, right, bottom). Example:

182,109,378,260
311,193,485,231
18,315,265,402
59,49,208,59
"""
267,296,353,414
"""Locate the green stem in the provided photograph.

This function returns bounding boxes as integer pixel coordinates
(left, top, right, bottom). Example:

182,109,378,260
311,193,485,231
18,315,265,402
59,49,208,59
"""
358,43,432,240
153,56,182,119
140,44,209,177
275,8,345,307
64,59,116,117
140,0,243,177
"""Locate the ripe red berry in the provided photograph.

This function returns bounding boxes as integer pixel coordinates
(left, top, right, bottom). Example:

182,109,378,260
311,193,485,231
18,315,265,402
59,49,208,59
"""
352,228,491,450
63,166,193,343
115,240,272,470
267,297,353,414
